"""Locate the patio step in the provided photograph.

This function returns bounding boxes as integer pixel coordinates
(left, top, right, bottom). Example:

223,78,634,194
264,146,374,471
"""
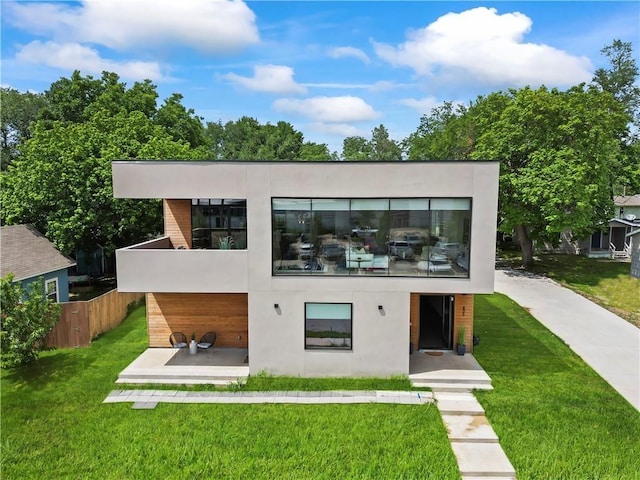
411,381,493,391
434,392,485,415
116,376,247,386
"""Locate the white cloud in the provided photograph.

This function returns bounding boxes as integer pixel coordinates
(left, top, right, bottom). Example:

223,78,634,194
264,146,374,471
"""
5,0,259,53
223,65,306,94
16,41,165,81
273,96,381,123
329,46,370,64
372,7,593,87
398,96,443,113
308,122,361,137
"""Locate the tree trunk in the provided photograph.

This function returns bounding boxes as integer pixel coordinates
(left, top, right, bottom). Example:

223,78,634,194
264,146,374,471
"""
516,224,534,267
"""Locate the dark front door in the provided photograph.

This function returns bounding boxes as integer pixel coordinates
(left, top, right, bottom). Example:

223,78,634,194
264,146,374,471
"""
611,227,626,251
418,295,453,350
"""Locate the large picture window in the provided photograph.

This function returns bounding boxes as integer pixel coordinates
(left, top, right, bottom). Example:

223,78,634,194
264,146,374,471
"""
272,198,471,277
305,303,352,350
192,199,247,249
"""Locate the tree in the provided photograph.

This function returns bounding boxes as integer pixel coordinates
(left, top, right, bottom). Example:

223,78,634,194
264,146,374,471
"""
591,40,640,194
342,124,402,161
592,40,640,123
342,136,371,161
1,110,196,255
1,274,62,367
0,87,48,170
299,141,335,161
471,86,627,266
370,124,402,160
406,102,474,160
155,93,207,149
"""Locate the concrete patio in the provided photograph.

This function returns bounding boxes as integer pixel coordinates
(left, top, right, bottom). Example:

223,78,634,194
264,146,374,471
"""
409,350,493,391
116,347,249,385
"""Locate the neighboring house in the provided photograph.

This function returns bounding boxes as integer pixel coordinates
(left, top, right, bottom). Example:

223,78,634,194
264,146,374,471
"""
112,161,499,377
628,229,640,279
0,225,76,302
581,195,640,258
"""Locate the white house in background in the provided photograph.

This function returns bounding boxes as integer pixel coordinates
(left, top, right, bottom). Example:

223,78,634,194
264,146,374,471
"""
583,195,640,258
112,161,499,377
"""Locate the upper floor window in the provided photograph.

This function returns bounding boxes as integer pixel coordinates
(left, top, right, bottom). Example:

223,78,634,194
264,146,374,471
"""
192,199,247,249
272,198,471,278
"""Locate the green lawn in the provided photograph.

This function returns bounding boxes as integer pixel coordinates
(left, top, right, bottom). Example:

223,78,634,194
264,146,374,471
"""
473,294,640,480
4,297,639,479
499,252,640,327
0,306,457,480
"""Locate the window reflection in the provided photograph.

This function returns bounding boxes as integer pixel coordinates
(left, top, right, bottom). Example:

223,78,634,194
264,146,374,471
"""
272,198,471,277
191,199,247,249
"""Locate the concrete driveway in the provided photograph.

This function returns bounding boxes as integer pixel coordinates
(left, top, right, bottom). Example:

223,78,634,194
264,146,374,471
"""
494,269,640,411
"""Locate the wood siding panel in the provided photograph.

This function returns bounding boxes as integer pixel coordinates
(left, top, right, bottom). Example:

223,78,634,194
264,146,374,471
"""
164,199,192,249
454,294,474,352
410,293,420,352
147,293,248,348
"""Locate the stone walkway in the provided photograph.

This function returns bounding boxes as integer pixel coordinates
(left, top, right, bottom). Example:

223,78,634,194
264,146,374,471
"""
104,389,433,408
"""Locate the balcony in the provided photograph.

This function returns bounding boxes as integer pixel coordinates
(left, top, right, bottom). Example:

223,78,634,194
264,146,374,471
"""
116,237,248,293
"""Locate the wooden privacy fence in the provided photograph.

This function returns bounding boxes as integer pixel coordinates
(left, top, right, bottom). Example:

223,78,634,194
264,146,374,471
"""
46,290,144,349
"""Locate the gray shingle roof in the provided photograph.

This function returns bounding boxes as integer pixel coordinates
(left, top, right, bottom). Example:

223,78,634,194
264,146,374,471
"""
0,225,76,281
614,195,640,207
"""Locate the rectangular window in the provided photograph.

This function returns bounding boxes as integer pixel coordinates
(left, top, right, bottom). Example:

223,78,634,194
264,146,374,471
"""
305,303,352,350
272,198,471,278
192,199,247,249
45,278,59,302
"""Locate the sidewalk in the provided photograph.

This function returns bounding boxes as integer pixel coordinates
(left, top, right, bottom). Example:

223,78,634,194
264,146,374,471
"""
103,389,433,408
495,268,640,410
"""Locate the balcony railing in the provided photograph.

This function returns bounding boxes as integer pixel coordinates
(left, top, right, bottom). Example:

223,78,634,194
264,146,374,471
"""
116,237,248,293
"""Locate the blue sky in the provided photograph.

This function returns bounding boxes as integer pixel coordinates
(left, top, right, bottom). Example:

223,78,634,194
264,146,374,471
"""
1,1,639,153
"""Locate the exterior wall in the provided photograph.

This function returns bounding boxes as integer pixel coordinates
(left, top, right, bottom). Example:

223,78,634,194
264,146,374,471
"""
630,235,640,279
20,268,70,302
116,246,248,293
408,292,474,353
248,290,409,377
147,293,248,348
114,161,498,376
454,294,474,352
164,199,192,248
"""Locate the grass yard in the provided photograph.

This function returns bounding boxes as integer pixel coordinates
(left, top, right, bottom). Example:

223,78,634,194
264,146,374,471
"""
0,306,457,480
473,294,640,480
499,252,640,327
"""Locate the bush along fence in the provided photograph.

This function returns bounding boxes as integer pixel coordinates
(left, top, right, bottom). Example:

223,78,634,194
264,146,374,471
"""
46,290,144,348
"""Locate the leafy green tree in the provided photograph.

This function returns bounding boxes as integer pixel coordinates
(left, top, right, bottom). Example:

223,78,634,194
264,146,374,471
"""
471,86,627,266
342,125,402,161
591,40,640,194
406,102,471,160
370,124,402,160
300,141,335,161
261,121,303,160
155,93,207,149
0,87,48,170
342,135,371,161
592,40,640,123
1,274,62,367
1,110,195,255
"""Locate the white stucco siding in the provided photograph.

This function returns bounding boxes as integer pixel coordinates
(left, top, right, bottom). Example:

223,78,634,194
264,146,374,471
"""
248,290,408,377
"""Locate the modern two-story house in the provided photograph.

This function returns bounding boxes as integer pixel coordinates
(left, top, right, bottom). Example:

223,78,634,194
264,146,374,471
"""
113,161,499,377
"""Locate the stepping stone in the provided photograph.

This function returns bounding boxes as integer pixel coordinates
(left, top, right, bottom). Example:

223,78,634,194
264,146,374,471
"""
441,414,499,443
451,442,516,478
132,401,158,409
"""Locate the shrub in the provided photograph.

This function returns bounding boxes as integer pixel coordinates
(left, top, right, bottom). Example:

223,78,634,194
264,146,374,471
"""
1,274,62,367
